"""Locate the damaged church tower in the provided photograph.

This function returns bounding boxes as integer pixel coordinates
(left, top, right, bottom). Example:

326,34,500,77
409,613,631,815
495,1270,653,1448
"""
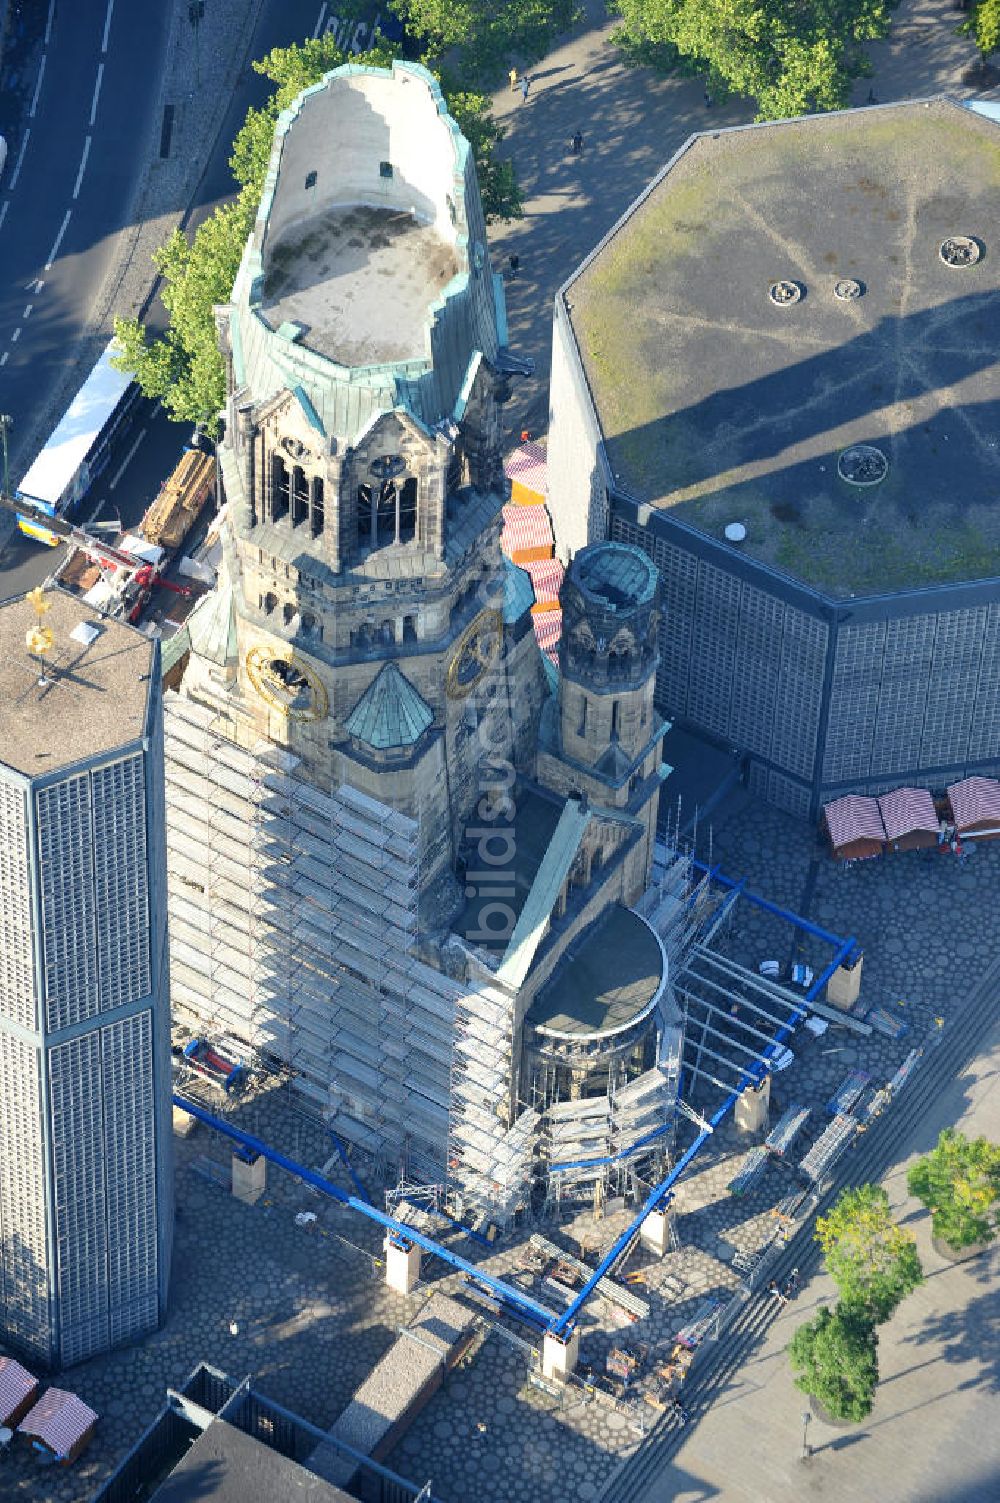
164,62,683,1223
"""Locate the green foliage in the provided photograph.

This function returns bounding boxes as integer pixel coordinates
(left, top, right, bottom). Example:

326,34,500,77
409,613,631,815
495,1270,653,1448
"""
609,0,900,120
816,1183,923,1324
391,0,581,83
789,1303,879,1422
907,1129,1000,1250
116,35,521,428
960,0,1000,57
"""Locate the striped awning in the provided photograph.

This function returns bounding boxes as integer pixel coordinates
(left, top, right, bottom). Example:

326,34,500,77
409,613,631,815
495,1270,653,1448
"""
503,440,547,494
533,608,562,665
501,502,553,558
823,794,886,849
18,1388,98,1457
947,775,1000,831
524,557,564,608
877,786,938,842
0,1357,38,1427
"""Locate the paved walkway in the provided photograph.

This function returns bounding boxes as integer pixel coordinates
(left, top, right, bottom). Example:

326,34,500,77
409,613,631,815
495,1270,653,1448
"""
639,1009,1000,1503
487,0,984,443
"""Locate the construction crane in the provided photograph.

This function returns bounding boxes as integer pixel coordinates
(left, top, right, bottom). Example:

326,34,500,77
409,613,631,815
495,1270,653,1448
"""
0,491,191,625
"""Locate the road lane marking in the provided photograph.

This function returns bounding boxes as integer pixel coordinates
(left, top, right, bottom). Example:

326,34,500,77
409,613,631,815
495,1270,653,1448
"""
22,304,33,319
44,0,56,44
32,279,44,294
44,209,72,270
29,54,47,119
312,4,329,39
9,128,30,190
89,62,105,126
0,354,7,367
85,499,108,526
109,427,147,489
101,0,116,53
0,203,8,232
11,328,21,343
72,137,92,200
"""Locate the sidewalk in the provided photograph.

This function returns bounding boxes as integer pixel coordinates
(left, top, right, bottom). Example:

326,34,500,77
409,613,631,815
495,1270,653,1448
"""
487,0,983,443
641,1012,1000,1503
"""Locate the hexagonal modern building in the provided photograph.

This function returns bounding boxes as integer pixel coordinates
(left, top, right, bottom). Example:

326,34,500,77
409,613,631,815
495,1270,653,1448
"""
547,98,1000,816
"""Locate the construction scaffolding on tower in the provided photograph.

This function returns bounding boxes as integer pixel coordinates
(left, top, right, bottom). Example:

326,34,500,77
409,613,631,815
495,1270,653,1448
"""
163,694,470,1184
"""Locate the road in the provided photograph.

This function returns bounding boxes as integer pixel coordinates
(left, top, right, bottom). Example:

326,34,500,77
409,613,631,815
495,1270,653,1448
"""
0,0,171,451
0,0,335,600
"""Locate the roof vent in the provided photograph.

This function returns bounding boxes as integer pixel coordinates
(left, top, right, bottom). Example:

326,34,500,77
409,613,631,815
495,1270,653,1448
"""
724,522,747,544
939,236,981,268
769,280,802,306
838,445,888,486
834,278,864,300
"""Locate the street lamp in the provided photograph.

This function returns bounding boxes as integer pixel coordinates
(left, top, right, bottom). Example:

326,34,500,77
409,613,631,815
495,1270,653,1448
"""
188,2,205,91
800,1409,812,1462
0,413,11,500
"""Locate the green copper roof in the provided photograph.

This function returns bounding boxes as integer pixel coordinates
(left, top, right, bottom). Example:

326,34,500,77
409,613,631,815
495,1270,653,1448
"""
345,662,434,749
503,557,536,623
159,624,191,675
187,577,238,667
575,543,658,610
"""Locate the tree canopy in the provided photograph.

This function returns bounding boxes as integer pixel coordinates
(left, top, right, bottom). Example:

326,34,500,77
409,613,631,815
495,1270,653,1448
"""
391,0,580,82
114,35,521,429
789,1303,879,1422
907,1128,1000,1250
960,0,1000,56
816,1183,923,1323
609,0,900,120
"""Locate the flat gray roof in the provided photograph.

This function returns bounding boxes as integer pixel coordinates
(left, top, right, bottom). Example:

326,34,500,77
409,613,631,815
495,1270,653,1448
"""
527,904,664,1039
152,1418,353,1503
263,206,458,367
0,589,153,778
567,100,1000,597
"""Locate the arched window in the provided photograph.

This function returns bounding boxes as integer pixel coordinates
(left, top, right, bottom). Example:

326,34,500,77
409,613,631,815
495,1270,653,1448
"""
403,615,417,644
282,602,297,627
263,592,277,615
272,456,290,521
356,466,417,553
310,476,324,537
291,466,308,527
301,612,317,636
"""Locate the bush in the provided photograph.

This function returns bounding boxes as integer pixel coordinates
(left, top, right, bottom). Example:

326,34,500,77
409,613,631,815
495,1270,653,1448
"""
907,1129,1000,1251
789,1304,879,1422
815,1183,923,1324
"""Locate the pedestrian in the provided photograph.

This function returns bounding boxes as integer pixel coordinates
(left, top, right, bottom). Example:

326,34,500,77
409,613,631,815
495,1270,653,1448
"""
704,89,713,109
571,130,584,155
867,88,878,105
670,1396,688,1424
520,428,532,444
783,1268,800,1300
767,1279,788,1307
520,75,530,102
509,66,518,92
508,253,520,281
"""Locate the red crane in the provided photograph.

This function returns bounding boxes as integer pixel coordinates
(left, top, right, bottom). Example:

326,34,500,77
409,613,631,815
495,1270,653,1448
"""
0,491,191,624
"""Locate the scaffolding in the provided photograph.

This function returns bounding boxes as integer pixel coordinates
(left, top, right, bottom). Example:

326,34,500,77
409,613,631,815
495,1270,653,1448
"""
164,693,468,1183
799,1113,858,1183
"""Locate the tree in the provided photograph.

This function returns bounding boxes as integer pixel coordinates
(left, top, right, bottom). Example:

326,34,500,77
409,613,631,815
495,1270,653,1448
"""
609,0,900,121
789,1303,879,1422
391,0,581,83
907,1129,1000,1251
816,1183,923,1324
115,36,521,429
960,0,1000,57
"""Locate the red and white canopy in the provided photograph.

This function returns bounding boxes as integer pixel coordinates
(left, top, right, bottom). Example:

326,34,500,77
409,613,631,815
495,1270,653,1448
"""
18,1388,97,1457
533,608,562,665
823,794,886,850
503,440,548,494
523,557,565,607
947,776,1000,831
0,1357,38,1427
501,503,553,558
877,786,938,842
